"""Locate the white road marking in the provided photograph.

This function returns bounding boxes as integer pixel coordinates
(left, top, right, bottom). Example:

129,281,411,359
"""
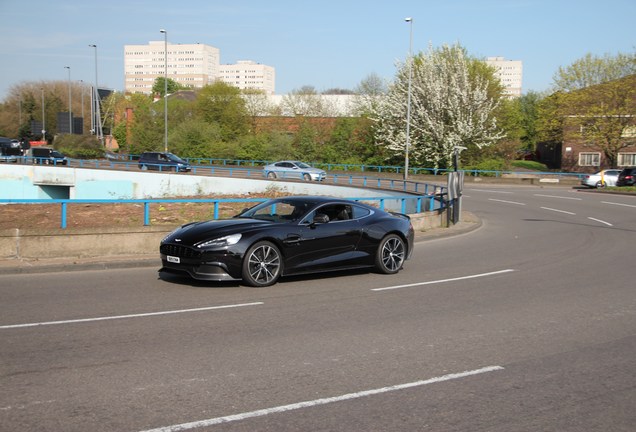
534,194,582,200
602,201,636,209
540,207,576,215
488,198,526,205
588,217,613,226
371,269,515,292
471,189,514,194
0,303,264,330
137,366,505,432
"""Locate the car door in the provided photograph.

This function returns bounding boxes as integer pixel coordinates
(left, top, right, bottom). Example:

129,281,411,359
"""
282,203,362,274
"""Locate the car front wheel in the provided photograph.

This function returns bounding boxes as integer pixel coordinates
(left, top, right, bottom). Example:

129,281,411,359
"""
375,234,406,274
242,241,282,287
303,173,311,181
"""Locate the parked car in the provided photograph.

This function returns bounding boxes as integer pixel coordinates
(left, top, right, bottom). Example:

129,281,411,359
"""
30,147,68,165
160,196,414,286
138,152,191,172
0,139,19,163
580,169,622,188
616,167,636,186
263,160,326,181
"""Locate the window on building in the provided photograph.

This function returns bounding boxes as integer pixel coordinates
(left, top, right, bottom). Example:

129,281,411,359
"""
618,153,636,167
579,152,601,167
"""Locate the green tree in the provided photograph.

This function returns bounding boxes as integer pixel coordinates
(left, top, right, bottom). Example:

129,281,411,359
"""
167,118,223,159
195,82,249,141
561,75,636,167
152,77,186,96
553,51,636,92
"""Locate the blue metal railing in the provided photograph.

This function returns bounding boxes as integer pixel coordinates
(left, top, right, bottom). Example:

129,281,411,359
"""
0,195,443,229
14,154,587,179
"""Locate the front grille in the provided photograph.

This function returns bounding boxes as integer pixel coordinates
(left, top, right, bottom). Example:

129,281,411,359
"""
160,243,201,259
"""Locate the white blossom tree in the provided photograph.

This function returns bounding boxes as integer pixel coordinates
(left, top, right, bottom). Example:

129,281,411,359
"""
372,44,505,169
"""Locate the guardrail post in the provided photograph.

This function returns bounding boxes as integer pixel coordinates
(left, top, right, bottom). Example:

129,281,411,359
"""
144,202,150,226
61,202,67,229
214,202,219,220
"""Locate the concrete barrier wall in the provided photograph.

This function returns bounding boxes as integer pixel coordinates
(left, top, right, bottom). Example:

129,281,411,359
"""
1,165,448,260
0,165,421,200
0,210,446,260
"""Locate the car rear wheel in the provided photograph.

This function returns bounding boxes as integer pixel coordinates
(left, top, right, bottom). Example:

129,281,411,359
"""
375,234,406,274
267,172,277,179
242,241,282,287
596,181,606,188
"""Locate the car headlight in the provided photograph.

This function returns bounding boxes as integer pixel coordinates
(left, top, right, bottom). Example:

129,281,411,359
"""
196,233,242,249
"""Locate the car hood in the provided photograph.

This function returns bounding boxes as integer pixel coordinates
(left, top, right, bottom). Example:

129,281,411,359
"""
164,218,270,245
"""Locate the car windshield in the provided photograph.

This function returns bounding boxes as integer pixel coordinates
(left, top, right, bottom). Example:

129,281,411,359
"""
51,151,65,158
167,153,186,163
237,199,314,222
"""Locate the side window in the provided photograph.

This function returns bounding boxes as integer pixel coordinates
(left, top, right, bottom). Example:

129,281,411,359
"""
351,204,371,219
317,204,353,221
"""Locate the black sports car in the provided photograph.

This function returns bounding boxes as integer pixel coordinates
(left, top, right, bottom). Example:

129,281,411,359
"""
160,196,415,287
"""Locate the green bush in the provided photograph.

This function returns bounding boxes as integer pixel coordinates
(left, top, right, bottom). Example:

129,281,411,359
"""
511,160,548,171
463,158,507,176
54,134,104,159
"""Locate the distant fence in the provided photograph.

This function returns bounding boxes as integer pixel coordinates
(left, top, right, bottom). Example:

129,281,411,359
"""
8,153,587,179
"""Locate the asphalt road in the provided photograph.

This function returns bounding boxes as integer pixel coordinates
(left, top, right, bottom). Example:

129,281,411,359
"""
1,185,635,431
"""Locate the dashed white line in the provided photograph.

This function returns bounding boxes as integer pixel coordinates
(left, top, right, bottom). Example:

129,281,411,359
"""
602,201,636,209
137,366,505,432
0,303,264,329
588,217,613,226
540,207,576,215
534,194,582,201
470,189,514,194
371,269,515,292
488,198,526,205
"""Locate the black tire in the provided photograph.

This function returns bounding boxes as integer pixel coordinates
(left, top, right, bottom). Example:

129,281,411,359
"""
375,234,406,274
596,181,606,188
140,164,148,171
242,241,282,287
267,172,277,179
303,173,311,181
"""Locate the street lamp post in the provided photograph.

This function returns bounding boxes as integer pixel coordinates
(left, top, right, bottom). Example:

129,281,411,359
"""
89,44,103,145
64,66,72,134
160,29,168,153
79,80,84,133
40,88,46,142
404,17,413,181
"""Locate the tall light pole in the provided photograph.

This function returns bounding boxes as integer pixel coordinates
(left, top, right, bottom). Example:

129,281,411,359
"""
160,29,168,152
64,66,72,134
40,88,46,142
404,17,413,181
79,80,85,133
89,44,103,145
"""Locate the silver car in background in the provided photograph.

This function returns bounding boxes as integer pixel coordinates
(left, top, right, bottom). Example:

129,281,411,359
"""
580,169,621,188
263,160,327,181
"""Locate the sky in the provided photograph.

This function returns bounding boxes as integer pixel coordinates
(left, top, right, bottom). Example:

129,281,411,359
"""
0,0,634,101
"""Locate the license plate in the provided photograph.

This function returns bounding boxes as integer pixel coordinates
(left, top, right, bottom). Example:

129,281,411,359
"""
167,255,180,264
